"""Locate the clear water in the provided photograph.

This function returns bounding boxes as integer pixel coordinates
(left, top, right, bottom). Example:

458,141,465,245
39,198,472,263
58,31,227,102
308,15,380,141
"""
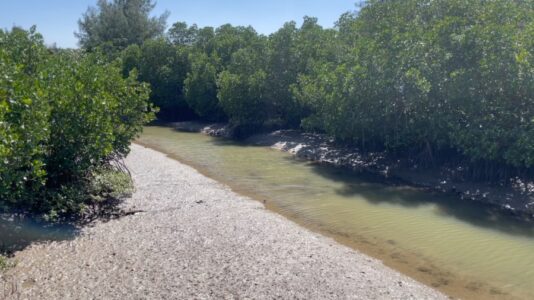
0,216,77,254
138,126,534,299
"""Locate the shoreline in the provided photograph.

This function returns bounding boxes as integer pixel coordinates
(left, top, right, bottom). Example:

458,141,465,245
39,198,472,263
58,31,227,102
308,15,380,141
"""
0,144,445,299
169,121,534,221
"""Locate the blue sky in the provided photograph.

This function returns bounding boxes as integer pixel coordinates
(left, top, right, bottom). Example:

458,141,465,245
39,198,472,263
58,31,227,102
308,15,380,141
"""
0,0,359,48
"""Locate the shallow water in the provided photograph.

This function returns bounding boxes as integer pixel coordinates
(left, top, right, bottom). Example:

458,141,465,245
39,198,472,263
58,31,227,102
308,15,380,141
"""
0,216,77,254
139,126,534,299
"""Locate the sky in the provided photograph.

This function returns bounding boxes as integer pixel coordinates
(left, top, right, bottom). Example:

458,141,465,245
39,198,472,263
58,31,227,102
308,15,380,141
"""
0,0,359,48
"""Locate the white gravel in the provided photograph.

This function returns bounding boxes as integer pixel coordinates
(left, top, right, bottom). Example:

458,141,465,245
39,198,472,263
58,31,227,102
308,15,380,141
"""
1,144,447,299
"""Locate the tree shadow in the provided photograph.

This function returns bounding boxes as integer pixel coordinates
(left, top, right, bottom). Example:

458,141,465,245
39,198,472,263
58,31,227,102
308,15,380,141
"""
308,162,534,239
208,137,252,147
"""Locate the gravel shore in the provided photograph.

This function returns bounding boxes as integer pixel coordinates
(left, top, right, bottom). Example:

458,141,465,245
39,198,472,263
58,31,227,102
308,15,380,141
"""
1,144,446,299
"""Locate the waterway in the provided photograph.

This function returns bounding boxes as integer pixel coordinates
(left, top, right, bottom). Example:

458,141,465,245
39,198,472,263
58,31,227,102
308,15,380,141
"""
137,126,534,299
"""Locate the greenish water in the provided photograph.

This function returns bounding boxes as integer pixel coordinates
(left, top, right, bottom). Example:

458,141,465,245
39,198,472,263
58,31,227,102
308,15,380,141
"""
139,126,534,299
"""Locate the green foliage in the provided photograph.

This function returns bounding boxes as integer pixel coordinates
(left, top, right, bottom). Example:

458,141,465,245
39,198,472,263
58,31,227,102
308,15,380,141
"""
177,20,334,130
263,22,306,128
0,255,12,271
122,39,190,119
215,18,337,131
0,26,50,209
212,25,261,66
88,167,134,203
182,24,267,123
267,18,337,128
110,0,534,177
45,52,152,184
297,0,534,172
184,52,225,121
0,27,153,218
77,0,168,56
218,46,270,132
121,44,141,77
117,20,338,128
168,22,199,46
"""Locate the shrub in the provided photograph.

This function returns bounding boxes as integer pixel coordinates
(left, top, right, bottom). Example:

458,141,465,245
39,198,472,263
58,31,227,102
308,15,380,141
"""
217,46,272,134
88,167,134,203
297,0,534,174
0,27,50,210
184,52,225,121
0,27,154,218
0,255,10,271
122,40,192,120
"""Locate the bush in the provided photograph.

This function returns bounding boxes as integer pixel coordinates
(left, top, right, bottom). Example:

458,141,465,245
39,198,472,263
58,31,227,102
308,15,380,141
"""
122,40,193,120
88,167,134,203
297,0,534,174
184,52,225,121
0,27,50,210
217,46,272,133
0,27,154,219
42,167,135,221
0,255,10,271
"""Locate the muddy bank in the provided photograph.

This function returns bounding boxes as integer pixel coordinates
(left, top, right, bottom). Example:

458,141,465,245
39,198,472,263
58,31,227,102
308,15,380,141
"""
0,144,445,299
171,121,534,220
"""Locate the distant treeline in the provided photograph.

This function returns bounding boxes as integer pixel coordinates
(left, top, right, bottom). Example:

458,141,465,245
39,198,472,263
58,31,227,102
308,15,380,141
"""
78,0,533,179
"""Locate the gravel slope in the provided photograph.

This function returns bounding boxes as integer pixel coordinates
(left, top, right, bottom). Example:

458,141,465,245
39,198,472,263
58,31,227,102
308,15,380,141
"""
1,144,446,299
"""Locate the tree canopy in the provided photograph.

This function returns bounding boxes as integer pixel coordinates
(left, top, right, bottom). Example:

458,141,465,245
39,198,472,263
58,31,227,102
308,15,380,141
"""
106,0,534,180
76,0,168,55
